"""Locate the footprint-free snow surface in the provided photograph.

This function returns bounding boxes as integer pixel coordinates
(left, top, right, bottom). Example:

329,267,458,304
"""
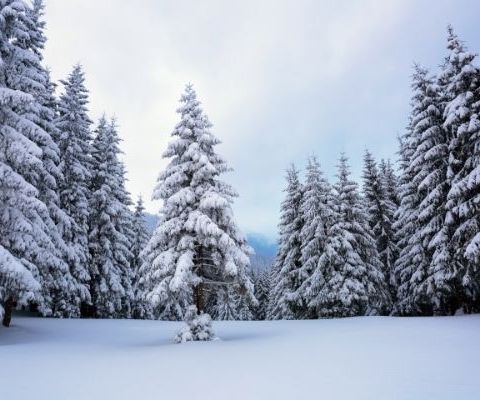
1,315,479,399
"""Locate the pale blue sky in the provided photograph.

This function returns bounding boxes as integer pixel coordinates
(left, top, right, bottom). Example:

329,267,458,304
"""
43,0,480,240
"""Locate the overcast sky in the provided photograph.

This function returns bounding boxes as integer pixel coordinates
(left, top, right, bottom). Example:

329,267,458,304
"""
43,0,480,240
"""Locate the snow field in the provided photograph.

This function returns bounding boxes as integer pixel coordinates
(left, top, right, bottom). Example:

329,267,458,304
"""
1,315,479,400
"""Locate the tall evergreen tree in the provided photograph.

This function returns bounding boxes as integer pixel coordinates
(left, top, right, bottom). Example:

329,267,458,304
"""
269,164,304,319
139,84,255,321
254,269,272,320
363,150,398,300
131,197,149,273
379,159,400,207
56,65,93,316
394,115,425,315
0,0,68,325
19,0,84,317
396,65,450,315
0,1,76,325
434,26,480,312
131,196,151,318
111,141,136,317
88,117,134,318
297,157,334,318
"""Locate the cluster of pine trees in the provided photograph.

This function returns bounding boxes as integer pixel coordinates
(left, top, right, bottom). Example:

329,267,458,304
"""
266,27,480,319
0,0,150,326
266,155,392,319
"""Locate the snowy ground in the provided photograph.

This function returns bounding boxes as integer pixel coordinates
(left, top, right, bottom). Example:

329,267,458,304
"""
1,314,479,400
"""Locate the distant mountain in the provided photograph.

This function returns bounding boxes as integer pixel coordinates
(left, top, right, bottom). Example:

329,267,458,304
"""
246,233,277,259
247,233,277,272
143,213,277,271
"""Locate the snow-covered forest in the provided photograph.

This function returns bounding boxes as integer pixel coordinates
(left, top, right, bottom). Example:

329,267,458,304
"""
1,0,480,333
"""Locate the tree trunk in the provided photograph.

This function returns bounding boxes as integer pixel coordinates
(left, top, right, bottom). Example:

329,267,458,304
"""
2,297,15,327
80,302,96,319
81,282,97,318
194,283,205,314
194,245,205,315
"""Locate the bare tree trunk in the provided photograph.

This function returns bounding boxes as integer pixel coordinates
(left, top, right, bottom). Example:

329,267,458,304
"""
2,297,15,327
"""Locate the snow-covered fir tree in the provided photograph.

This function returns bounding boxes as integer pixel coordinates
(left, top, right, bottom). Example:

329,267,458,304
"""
88,117,134,318
379,159,400,207
112,151,136,317
297,156,334,318
139,84,256,323
254,269,272,320
17,0,85,317
131,196,152,319
131,196,150,274
269,165,304,319
55,64,93,316
395,65,447,315
0,0,69,325
435,27,480,313
393,126,422,315
363,150,398,301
